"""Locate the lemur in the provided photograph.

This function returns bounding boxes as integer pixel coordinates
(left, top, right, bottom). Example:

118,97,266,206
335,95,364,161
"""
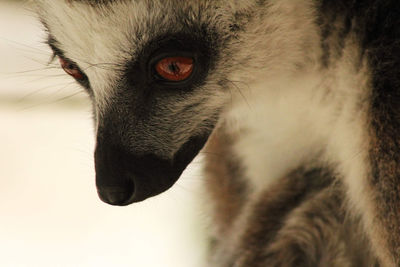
35,0,400,266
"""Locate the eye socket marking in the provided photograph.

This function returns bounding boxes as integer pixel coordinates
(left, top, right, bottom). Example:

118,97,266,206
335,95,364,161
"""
155,57,194,82
59,57,85,80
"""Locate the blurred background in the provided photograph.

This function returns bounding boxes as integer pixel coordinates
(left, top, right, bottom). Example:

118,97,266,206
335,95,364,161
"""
0,1,208,266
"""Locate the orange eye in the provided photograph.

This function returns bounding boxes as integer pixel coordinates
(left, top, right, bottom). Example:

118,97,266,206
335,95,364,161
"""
59,57,85,80
155,57,194,82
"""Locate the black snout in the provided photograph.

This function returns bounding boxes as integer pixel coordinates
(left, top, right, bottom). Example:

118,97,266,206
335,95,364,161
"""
97,183,135,206
95,144,137,206
95,135,209,206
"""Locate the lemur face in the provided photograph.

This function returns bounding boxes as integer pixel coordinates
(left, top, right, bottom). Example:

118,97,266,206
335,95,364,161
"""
36,0,315,206
37,0,241,205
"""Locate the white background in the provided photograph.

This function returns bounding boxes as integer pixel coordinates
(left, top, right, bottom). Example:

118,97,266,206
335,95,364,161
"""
0,1,208,266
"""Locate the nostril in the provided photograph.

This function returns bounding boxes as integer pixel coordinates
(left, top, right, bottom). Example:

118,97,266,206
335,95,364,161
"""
97,183,135,206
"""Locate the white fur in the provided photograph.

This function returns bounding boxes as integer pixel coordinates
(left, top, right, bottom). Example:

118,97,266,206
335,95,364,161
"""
37,1,156,109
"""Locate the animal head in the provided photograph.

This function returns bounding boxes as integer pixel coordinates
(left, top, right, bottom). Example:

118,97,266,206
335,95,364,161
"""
35,0,316,205
36,0,233,205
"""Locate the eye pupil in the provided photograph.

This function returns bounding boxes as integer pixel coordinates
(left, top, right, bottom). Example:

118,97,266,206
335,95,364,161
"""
155,57,194,82
168,62,179,73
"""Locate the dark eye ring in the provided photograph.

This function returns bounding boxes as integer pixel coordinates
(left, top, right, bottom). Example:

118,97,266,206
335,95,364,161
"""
59,57,85,80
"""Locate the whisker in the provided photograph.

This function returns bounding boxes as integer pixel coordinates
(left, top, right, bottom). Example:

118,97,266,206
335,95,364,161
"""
0,37,50,56
224,78,252,109
4,66,61,75
18,86,84,111
16,81,79,103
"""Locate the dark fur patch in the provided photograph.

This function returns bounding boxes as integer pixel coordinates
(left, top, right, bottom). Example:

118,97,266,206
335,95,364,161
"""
360,0,400,264
321,0,400,264
230,168,334,266
215,168,378,267
67,0,120,5
316,1,358,67
203,128,248,236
